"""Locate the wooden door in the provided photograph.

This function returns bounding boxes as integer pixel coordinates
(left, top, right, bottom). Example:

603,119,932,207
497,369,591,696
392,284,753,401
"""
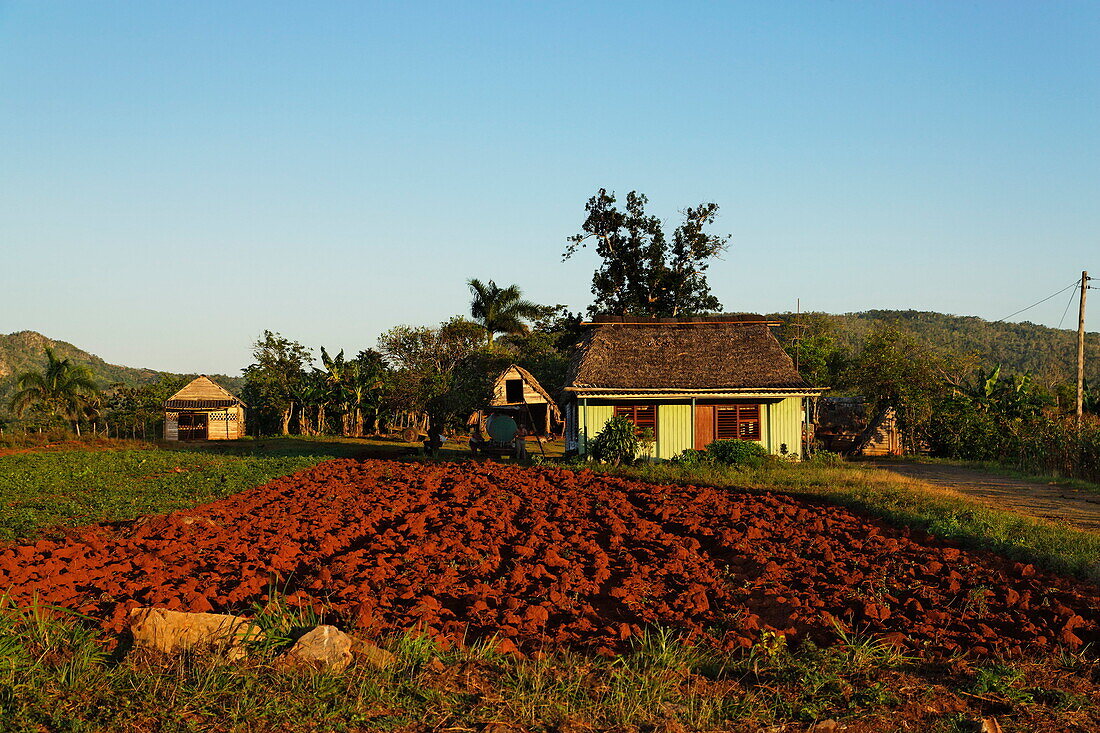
694,405,714,450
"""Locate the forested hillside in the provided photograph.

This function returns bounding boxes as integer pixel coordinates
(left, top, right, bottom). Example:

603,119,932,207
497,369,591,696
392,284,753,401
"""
768,310,1099,385
0,331,243,420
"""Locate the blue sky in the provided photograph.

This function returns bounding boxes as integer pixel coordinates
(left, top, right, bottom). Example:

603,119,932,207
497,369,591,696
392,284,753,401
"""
1,1,1097,374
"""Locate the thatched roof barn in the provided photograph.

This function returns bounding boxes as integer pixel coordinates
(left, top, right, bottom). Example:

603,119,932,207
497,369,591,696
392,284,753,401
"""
164,376,246,441
486,364,562,435
563,315,826,460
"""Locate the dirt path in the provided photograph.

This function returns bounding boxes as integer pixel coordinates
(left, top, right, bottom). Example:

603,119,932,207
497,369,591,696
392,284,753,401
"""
867,460,1100,533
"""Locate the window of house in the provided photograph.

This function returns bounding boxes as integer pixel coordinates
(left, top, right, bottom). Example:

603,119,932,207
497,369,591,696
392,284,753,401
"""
613,404,658,436
505,379,524,403
715,404,761,441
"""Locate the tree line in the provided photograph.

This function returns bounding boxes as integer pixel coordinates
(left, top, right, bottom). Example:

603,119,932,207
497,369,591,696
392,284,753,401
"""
9,187,1097,471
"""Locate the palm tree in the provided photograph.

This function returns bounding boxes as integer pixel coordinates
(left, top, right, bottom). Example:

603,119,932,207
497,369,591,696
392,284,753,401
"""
467,278,544,348
9,348,100,434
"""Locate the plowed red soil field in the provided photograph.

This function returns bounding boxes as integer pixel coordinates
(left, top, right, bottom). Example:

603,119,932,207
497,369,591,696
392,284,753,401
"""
2,459,1097,657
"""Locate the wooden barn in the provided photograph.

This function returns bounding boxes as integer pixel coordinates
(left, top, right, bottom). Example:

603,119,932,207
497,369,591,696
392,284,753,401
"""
163,376,246,441
486,364,562,435
562,315,827,460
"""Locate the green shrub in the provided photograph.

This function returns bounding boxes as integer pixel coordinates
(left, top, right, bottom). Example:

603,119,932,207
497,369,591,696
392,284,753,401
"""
670,448,712,466
590,416,641,466
705,439,769,467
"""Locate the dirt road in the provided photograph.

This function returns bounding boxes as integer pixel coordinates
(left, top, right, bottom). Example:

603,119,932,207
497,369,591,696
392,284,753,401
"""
867,460,1100,533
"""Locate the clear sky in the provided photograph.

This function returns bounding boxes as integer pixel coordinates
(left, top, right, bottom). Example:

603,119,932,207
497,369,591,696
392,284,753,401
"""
2,1,1097,375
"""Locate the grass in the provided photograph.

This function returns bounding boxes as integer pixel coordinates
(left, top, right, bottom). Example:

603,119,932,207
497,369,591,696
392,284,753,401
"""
0,448,321,541
595,457,1100,582
2,598,1096,732
907,454,1100,496
0,433,558,541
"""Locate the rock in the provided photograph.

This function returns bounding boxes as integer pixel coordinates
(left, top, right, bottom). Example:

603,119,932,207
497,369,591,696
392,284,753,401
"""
278,625,353,672
127,607,261,660
350,635,397,669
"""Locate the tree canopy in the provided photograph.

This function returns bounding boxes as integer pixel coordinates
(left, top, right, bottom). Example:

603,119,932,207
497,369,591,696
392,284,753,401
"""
241,331,312,435
564,189,730,317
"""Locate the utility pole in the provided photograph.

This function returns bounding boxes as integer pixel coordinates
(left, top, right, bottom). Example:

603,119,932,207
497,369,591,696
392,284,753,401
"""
793,298,801,373
1077,270,1090,425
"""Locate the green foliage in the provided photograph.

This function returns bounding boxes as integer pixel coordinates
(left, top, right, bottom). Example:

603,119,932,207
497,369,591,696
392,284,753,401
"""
0,449,319,541
590,416,641,465
768,309,1100,390
948,366,1053,418
241,331,312,435
670,448,712,466
377,317,484,419
770,312,849,387
970,663,1035,706
926,408,1100,483
314,347,391,437
842,325,949,451
7,348,100,430
705,439,770,467
102,373,192,437
5,601,1087,733
564,188,729,317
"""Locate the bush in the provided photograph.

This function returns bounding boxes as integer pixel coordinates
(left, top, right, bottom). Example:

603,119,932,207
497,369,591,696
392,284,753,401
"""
670,448,712,466
705,439,770,467
806,450,845,466
925,405,1100,483
590,416,642,466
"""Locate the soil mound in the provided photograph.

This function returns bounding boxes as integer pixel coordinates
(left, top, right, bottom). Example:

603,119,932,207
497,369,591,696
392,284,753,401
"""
1,459,1097,657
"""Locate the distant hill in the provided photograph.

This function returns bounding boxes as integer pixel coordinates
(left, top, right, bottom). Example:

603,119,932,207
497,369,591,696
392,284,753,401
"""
768,310,1100,384
0,331,243,419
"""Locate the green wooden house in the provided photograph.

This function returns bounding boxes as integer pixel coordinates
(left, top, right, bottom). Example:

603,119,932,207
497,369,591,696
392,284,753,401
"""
562,315,826,460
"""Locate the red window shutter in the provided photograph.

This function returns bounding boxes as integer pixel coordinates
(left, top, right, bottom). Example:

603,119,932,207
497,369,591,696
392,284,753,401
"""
614,404,658,435
715,406,739,440
714,404,761,441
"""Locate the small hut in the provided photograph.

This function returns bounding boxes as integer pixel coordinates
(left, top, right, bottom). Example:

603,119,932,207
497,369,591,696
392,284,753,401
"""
485,364,562,436
164,376,246,441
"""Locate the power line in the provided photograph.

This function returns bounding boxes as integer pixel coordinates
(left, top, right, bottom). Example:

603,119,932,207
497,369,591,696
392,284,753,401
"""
1057,284,1080,330
994,280,1079,323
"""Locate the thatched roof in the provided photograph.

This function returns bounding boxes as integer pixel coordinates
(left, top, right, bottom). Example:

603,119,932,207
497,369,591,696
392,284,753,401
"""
565,316,815,392
165,376,245,409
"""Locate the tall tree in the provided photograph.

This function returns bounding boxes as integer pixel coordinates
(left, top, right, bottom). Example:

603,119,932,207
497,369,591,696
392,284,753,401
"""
467,278,544,348
8,348,100,434
241,331,310,435
843,325,949,451
564,189,730,317
377,317,483,419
